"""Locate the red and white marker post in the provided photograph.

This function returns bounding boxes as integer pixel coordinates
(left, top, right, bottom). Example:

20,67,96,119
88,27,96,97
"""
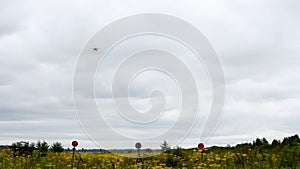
135,142,143,164
198,143,205,150
71,140,78,168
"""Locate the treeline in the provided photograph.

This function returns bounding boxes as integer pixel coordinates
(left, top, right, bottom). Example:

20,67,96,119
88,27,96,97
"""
235,134,300,149
206,134,300,155
159,135,300,168
6,134,300,157
10,141,64,157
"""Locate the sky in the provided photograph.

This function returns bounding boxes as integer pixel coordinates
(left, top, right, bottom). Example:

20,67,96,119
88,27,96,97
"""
0,0,299,149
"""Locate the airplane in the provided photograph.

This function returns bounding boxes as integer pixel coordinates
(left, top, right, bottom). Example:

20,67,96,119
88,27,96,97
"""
91,48,100,51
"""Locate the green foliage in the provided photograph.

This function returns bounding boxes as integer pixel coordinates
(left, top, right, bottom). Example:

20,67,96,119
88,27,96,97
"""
282,134,300,146
271,139,280,146
172,146,186,158
11,141,35,157
36,140,49,156
11,140,52,157
50,142,64,153
160,140,170,152
3,134,300,168
165,154,180,167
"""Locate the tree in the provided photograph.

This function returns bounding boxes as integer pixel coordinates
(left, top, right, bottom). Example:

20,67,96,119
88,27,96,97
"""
36,140,49,156
11,141,35,157
271,139,280,146
160,140,170,152
253,138,263,147
282,134,300,146
262,138,269,145
50,142,64,152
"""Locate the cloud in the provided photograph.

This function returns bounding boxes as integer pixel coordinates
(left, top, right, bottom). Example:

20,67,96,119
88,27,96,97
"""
0,0,299,148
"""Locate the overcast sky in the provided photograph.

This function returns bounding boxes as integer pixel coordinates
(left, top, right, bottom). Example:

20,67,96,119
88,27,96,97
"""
0,0,299,149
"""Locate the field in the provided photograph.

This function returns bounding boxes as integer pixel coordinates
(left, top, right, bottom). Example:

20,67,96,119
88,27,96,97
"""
0,135,299,169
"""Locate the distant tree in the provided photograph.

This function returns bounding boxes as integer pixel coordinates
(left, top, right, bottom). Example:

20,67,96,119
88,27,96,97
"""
262,138,269,145
160,140,170,152
36,140,49,156
236,143,252,150
30,142,35,150
293,134,300,143
271,139,281,146
282,134,300,146
11,141,35,157
50,142,64,153
253,138,263,147
145,148,152,153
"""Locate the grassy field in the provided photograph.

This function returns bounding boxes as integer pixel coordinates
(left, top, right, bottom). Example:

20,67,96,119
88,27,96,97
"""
0,136,299,168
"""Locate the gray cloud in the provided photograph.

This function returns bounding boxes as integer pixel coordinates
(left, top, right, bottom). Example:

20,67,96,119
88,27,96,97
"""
0,0,299,148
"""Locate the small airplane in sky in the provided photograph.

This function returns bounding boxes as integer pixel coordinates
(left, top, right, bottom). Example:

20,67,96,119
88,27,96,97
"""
91,48,100,51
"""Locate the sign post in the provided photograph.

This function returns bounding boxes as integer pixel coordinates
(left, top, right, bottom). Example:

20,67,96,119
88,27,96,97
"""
198,143,204,150
71,140,78,168
135,142,143,164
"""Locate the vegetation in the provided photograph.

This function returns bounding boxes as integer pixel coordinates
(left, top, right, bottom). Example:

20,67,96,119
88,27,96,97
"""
50,142,64,153
36,141,49,157
160,141,171,152
0,135,299,168
10,140,62,158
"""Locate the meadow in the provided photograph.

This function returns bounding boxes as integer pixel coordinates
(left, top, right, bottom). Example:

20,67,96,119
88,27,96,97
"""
0,135,299,169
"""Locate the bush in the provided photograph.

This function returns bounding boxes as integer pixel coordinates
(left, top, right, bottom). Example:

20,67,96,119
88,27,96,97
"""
11,141,35,157
36,140,49,156
50,142,64,152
